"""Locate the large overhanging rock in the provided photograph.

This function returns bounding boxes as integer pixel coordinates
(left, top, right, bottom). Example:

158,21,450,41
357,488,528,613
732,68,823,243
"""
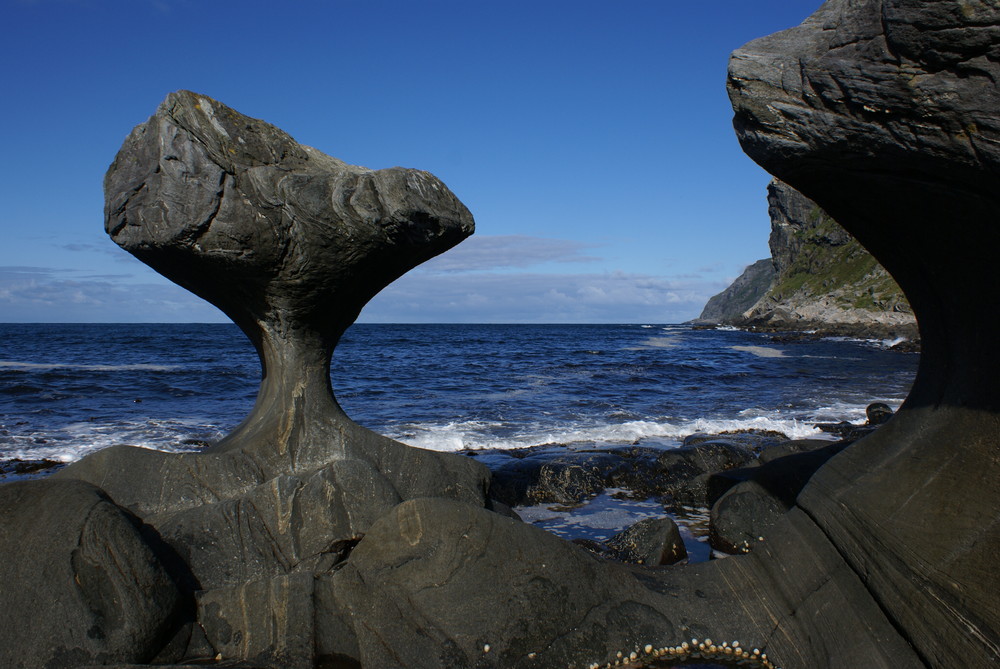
106,89,475,469
727,0,1000,665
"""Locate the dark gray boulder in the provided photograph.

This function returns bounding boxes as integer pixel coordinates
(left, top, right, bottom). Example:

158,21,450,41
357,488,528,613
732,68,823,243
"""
0,479,182,669
709,441,845,554
605,516,687,565
313,497,922,668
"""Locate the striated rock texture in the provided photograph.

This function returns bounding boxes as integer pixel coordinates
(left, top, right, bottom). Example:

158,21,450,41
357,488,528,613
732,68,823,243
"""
57,90,488,514
30,91,491,667
699,178,916,338
726,0,1000,666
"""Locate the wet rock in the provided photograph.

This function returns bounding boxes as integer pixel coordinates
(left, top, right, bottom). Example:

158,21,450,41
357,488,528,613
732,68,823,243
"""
813,403,895,443
481,438,764,508
652,440,761,505
680,429,788,450
0,479,182,669
0,457,63,477
865,402,893,426
605,517,687,566
756,437,836,464
709,442,847,554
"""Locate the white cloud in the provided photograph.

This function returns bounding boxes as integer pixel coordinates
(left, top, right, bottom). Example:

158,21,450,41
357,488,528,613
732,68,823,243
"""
0,266,225,322
360,270,717,323
0,234,724,323
422,235,600,272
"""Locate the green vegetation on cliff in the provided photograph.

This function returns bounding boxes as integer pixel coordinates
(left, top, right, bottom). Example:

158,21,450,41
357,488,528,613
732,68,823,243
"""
767,206,908,313
699,179,914,335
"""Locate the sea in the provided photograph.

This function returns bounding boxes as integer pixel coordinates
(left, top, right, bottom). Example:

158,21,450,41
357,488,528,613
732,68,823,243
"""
0,322,917,555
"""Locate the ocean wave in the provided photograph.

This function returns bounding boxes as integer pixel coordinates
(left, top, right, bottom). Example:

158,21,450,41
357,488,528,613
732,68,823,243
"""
627,336,681,350
385,414,832,453
821,335,913,349
0,360,181,372
0,419,223,463
730,345,785,358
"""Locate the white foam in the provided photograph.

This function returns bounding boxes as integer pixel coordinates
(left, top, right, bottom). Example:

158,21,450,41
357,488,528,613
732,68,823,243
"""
387,414,829,453
731,345,785,358
823,335,914,350
516,489,665,532
1,419,221,463
0,360,180,372
627,336,680,350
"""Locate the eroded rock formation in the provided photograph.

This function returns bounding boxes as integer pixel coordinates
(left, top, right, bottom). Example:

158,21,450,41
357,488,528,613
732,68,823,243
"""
725,0,1000,664
6,1,1000,663
14,91,490,668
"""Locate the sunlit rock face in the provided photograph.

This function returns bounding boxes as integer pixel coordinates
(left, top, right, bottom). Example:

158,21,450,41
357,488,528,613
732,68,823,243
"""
729,1,1000,665
104,90,475,464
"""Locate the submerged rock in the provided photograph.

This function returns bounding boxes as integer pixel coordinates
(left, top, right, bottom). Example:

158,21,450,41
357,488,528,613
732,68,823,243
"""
480,435,772,509
605,516,687,566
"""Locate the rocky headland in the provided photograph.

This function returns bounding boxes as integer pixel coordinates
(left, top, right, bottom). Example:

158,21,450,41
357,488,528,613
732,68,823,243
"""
2,1,999,666
697,179,918,343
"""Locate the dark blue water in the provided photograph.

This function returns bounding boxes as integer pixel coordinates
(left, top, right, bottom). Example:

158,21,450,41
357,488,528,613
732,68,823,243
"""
0,323,917,466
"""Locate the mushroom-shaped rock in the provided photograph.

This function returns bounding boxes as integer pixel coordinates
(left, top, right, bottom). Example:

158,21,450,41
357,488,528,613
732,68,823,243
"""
55,92,488,605
106,90,473,463
727,0,1000,665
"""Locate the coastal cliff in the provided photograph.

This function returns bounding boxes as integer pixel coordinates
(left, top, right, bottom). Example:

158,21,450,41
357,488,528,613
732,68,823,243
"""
700,179,917,340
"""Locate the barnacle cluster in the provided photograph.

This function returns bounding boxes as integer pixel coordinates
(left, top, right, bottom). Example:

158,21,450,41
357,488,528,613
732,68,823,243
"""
589,638,781,669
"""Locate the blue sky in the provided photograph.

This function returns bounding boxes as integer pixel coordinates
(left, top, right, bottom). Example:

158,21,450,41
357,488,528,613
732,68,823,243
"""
1,0,815,323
